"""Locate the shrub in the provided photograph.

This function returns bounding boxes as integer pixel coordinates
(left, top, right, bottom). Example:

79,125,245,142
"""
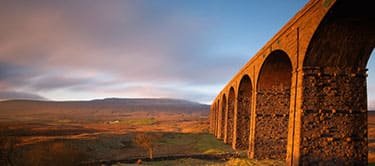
133,133,162,159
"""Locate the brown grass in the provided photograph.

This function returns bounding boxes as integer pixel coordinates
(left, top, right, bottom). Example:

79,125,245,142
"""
0,109,209,165
1,110,375,165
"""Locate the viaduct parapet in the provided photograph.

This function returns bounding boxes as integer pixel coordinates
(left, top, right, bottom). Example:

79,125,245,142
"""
209,0,375,165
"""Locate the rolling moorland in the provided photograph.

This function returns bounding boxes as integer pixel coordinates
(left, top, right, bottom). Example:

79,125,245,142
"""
0,99,375,165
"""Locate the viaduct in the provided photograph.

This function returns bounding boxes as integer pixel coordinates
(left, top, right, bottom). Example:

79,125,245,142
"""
209,0,374,165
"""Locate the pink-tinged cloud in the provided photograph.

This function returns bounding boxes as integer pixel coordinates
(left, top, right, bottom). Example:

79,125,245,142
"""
4,0,374,107
369,100,375,111
0,0,249,103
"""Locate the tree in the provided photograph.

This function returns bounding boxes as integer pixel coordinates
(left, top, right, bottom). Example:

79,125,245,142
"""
133,132,161,159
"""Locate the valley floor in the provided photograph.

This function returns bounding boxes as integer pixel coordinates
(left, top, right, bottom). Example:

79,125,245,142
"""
1,111,375,165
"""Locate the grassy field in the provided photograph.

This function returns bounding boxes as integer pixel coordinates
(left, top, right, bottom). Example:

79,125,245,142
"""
1,109,374,165
0,108,217,166
97,132,284,166
120,118,158,126
0,107,286,166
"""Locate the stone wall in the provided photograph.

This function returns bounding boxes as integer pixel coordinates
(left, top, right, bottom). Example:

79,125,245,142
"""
300,66,368,165
255,85,290,159
209,1,372,164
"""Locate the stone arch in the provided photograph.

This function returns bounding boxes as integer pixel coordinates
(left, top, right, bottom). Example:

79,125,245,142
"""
255,50,292,159
301,0,374,164
227,87,235,145
235,75,252,149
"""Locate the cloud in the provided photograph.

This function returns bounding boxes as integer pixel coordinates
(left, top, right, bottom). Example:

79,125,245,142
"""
369,99,375,110
0,91,46,101
82,83,220,104
0,63,41,90
0,0,307,103
28,75,93,91
0,0,241,102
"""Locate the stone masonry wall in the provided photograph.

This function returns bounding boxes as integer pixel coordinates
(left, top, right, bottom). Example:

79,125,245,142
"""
255,85,290,159
301,67,368,165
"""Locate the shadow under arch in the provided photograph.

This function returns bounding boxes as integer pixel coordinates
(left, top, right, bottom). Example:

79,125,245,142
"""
220,94,226,139
254,50,292,160
234,75,252,150
215,100,220,137
300,0,375,164
226,87,235,145
213,101,217,137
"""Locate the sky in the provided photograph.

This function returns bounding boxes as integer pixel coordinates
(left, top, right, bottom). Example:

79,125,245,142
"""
0,0,374,107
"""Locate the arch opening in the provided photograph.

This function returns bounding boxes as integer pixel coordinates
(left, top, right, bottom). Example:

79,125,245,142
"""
210,106,213,133
216,103,218,136
255,50,292,159
221,94,227,139
301,0,374,164
235,75,252,150
216,100,221,138
213,102,217,136
227,87,235,145
368,49,375,111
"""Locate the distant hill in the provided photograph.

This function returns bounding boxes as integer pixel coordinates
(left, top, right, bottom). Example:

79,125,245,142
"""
0,98,210,115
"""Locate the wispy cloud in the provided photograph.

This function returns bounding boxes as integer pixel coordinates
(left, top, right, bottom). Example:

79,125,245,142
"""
0,90,46,101
1,0,335,104
0,0,240,103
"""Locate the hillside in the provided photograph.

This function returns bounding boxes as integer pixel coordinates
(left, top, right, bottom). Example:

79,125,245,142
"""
0,98,209,124
0,98,213,165
0,98,209,114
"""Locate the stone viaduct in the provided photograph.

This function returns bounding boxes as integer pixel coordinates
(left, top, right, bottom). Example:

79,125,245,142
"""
209,0,374,165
